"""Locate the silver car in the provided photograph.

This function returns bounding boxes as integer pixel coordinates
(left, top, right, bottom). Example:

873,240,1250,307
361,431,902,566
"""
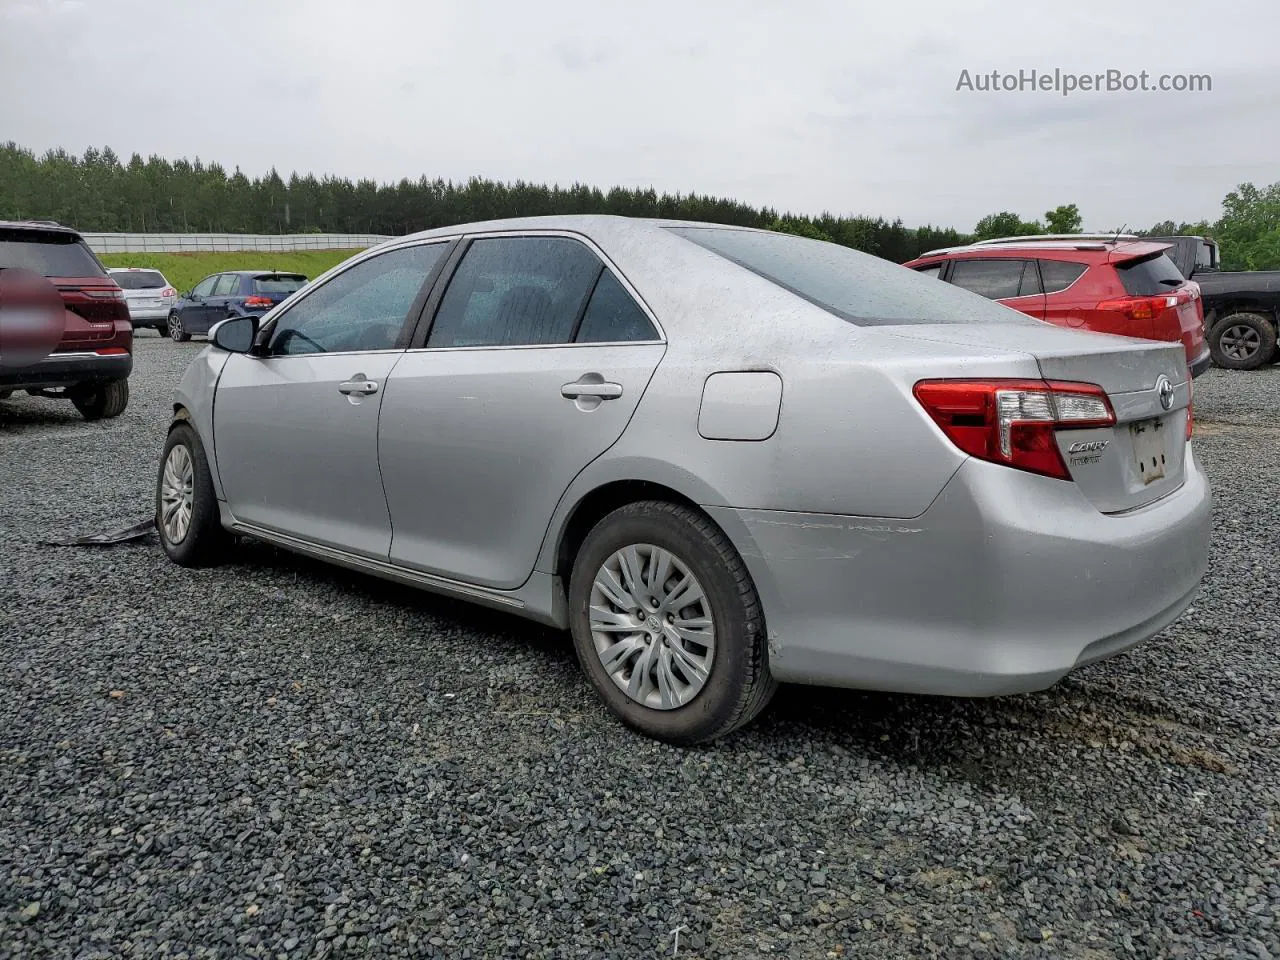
108,267,178,332
156,216,1211,743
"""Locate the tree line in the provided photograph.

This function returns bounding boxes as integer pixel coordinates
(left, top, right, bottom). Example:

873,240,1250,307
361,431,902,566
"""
1,143,1276,269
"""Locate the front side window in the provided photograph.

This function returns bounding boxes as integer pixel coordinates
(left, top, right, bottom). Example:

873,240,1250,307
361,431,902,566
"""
268,244,446,356
213,274,241,296
427,237,602,348
949,259,1028,300
191,276,218,298
667,227,1035,326
575,270,659,343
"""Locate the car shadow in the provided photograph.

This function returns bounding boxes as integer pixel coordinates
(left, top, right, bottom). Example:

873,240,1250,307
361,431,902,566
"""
0,397,86,429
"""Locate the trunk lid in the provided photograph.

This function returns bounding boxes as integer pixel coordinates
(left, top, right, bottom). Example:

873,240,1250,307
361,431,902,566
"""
889,324,1190,513
55,279,131,349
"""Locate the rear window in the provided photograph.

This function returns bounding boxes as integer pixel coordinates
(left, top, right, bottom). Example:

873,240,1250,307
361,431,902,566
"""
254,274,307,294
668,227,1035,326
0,231,105,278
110,270,166,289
1116,253,1184,296
1039,260,1087,293
1197,241,1217,271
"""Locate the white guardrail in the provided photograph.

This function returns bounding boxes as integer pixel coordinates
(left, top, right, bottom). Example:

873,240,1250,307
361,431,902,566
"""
82,233,394,254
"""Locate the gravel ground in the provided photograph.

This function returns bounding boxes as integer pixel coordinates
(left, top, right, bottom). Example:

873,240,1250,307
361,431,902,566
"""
2,336,1278,959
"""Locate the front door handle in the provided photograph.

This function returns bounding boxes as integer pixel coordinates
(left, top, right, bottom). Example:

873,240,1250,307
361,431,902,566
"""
561,380,623,400
338,376,379,397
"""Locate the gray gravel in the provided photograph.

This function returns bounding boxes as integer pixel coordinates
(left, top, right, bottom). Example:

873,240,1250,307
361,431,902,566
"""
2,336,1278,958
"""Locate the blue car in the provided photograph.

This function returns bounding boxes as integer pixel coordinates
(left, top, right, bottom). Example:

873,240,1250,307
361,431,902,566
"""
165,270,307,342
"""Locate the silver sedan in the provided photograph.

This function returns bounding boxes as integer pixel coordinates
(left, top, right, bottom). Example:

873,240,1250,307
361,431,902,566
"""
156,216,1211,743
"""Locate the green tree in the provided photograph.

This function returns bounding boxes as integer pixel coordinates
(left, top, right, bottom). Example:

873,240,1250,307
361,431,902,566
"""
1044,204,1082,233
972,211,1043,240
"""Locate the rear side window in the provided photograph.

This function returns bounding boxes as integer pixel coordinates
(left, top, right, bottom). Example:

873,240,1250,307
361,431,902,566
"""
914,264,942,279
428,237,602,347
1038,260,1087,294
111,270,167,289
948,259,1029,300
668,227,1035,326
213,275,241,296
1196,242,1217,271
1116,253,1184,296
254,274,306,294
576,270,658,343
0,232,105,277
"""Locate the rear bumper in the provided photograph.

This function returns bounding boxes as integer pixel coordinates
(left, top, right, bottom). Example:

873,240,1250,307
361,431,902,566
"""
708,449,1211,696
127,306,171,325
0,351,132,390
1189,347,1212,378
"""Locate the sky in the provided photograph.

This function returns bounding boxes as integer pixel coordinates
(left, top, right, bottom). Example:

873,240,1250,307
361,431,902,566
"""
2,0,1278,232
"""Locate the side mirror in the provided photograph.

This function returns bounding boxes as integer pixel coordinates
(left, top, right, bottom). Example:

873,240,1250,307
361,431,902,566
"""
210,315,257,353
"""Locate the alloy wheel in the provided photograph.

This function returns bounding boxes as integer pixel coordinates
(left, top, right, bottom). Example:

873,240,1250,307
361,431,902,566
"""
588,543,716,710
1221,323,1262,362
159,444,195,544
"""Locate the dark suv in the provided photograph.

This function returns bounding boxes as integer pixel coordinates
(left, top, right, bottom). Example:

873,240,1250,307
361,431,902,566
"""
0,221,132,419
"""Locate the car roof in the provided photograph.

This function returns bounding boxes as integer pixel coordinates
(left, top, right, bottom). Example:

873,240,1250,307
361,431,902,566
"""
908,239,1172,264
389,214,764,246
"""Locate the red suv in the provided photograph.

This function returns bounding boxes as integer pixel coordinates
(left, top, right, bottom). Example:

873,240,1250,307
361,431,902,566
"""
904,235,1211,378
0,221,132,419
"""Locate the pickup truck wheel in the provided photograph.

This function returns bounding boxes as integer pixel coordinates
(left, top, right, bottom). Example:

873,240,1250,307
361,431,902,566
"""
156,423,230,567
1209,312,1277,370
70,379,129,420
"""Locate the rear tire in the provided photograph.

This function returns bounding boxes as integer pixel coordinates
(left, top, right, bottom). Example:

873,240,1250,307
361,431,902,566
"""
71,379,129,420
168,313,190,342
568,500,776,744
1209,312,1277,370
156,423,230,567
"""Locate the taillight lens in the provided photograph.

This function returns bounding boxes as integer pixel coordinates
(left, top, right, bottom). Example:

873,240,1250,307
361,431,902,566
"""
85,288,126,301
244,295,273,308
161,287,177,298
1096,294,1178,321
913,379,1116,480
1186,378,1194,440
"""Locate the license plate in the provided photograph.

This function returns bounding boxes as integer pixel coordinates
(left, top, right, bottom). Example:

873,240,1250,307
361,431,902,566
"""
1130,417,1167,485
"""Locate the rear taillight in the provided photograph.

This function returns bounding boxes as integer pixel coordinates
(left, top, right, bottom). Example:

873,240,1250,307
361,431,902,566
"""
84,288,126,301
244,295,273,308
161,287,177,298
913,379,1116,481
1096,294,1181,321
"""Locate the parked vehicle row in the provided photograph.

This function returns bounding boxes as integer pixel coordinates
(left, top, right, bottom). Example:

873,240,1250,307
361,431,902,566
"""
155,216,1210,744
164,271,308,342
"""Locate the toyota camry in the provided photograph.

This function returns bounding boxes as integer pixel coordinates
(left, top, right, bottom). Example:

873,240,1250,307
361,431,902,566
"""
156,216,1211,743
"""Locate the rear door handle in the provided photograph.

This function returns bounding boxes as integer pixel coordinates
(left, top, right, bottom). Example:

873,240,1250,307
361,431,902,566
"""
338,376,379,397
561,380,623,400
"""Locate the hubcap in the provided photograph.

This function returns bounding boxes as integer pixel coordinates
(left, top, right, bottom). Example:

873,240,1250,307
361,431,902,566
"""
589,543,715,710
160,444,195,544
1221,324,1261,361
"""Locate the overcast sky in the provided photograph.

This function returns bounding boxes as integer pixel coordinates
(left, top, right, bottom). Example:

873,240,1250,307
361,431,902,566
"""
2,0,1277,232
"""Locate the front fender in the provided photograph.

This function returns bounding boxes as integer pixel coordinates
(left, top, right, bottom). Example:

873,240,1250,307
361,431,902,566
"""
171,346,231,499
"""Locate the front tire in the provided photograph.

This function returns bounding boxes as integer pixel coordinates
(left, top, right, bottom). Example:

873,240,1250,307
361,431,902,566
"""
70,379,128,420
1209,312,1277,370
156,423,230,567
568,500,776,744
168,313,191,342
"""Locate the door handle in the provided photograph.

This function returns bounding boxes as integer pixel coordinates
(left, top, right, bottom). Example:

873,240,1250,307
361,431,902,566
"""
561,380,623,400
338,376,379,397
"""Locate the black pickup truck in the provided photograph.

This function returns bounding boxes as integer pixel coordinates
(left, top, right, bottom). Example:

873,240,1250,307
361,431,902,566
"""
1150,235,1280,369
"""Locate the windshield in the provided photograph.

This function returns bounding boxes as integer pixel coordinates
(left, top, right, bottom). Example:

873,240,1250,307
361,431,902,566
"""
0,231,106,277
254,274,307,294
110,270,167,289
667,227,1037,326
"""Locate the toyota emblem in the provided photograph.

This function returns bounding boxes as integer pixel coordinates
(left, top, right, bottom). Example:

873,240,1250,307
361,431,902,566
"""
1156,374,1175,411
